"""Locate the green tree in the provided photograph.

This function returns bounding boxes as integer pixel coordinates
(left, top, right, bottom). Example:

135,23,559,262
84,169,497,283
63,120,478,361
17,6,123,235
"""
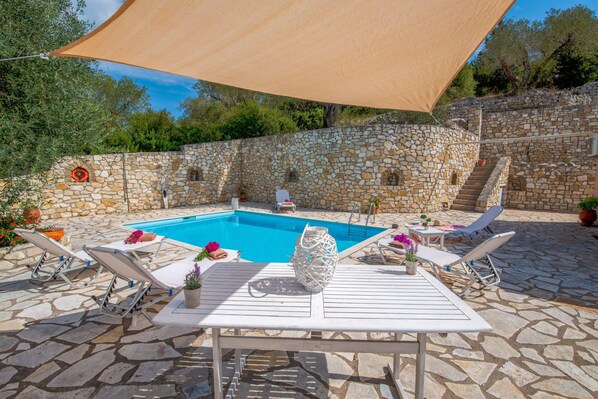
552,51,598,89
179,97,229,127
0,0,111,177
217,100,298,140
193,81,265,107
114,110,178,152
95,75,150,130
275,99,323,131
0,0,112,212
475,6,598,93
444,64,477,101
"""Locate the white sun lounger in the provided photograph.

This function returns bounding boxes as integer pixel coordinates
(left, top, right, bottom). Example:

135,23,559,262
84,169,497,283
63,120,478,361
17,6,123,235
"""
84,246,240,321
451,205,504,235
14,228,165,287
275,189,296,212
377,231,515,296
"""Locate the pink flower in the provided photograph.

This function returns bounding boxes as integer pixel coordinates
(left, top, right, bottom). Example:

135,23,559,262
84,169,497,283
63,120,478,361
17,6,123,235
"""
124,230,144,244
205,241,220,253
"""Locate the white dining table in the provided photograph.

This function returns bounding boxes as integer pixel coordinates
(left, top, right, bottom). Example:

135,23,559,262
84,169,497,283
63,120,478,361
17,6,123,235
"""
153,262,491,399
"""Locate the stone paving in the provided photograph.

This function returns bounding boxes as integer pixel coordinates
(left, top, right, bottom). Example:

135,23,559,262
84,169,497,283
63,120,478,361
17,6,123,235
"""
0,203,597,398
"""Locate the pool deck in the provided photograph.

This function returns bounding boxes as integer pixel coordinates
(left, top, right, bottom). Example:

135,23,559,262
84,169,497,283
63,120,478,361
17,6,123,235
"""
0,203,597,398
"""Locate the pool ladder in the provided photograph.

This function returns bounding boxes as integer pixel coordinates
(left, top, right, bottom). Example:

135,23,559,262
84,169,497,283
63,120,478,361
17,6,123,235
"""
348,202,375,236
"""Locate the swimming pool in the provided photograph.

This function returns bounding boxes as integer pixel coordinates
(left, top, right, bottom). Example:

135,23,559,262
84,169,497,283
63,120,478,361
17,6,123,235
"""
127,211,386,262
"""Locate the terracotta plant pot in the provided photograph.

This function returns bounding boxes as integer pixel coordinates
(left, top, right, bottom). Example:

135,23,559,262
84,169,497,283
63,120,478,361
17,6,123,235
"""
239,193,247,202
476,159,487,167
23,208,41,224
184,288,202,308
42,228,64,241
579,210,597,227
375,206,380,215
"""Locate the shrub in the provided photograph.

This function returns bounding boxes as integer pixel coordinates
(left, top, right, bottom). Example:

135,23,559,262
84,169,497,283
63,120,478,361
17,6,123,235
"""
0,212,36,248
578,196,598,211
217,100,298,140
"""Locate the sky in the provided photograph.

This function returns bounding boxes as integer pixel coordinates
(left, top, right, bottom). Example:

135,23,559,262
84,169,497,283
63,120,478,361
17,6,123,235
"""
76,0,598,118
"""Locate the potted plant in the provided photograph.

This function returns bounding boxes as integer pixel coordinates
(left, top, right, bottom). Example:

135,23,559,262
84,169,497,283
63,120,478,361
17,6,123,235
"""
183,263,203,308
22,203,41,224
38,226,64,241
238,185,248,202
578,196,598,227
394,233,418,275
369,196,380,214
476,159,487,167
420,214,432,229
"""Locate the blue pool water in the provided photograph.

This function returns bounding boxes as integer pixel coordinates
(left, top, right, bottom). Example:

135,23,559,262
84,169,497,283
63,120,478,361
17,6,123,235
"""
127,211,386,262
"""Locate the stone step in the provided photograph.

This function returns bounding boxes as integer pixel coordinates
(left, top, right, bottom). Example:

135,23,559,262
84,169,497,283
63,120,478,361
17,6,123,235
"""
468,175,491,181
452,198,477,207
451,203,476,211
469,171,493,178
470,165,496,174
465,182,488,188
458,188,482,196
451,164,497,212
471,165,496,172
454,193,478,201
461,183,486,190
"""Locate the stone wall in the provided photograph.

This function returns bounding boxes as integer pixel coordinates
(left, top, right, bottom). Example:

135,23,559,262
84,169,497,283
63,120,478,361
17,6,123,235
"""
447,83,598,212
241,125,478,212
476,157,510,212
34,124,477,217
44,155,127,218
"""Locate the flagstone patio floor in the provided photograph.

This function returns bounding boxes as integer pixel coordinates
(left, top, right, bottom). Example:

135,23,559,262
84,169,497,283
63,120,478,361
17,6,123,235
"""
0,203,597,398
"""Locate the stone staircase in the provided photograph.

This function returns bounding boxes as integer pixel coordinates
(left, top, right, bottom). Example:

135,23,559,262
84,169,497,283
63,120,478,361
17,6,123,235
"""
451,164,495,212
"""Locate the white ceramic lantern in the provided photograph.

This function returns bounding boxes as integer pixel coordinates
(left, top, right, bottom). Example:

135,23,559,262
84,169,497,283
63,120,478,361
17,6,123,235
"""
290,224,338,292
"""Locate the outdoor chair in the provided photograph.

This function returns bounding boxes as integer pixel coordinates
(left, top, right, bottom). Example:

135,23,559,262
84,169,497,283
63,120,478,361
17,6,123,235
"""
83,245,240,321
449,205,503,236
275,189,296,212
377,231,515,296
14,228,165,288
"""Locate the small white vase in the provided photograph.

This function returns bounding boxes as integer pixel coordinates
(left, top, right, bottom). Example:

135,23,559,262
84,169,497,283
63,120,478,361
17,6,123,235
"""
184,288,201,308
405,261,418,275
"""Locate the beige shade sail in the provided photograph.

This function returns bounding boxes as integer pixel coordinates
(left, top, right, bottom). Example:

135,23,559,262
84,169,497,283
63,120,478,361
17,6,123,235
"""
52,0,514,112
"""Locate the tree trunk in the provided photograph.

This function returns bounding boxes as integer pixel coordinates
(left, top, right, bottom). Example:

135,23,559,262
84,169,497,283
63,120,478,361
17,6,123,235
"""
530,34,574,86
323,103,339,128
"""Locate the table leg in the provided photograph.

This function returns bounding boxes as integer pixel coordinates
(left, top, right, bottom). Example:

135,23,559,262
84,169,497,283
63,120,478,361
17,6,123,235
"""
387,333,409,399
234,328,241,377
440,234,445,250
414,333,427,399
393,333,402,375
212,328,223,399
